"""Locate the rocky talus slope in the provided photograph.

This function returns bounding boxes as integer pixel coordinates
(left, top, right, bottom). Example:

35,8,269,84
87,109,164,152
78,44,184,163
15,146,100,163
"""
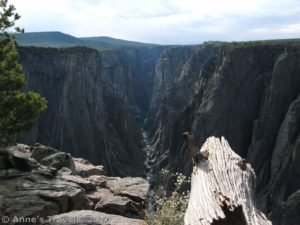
148,42,300,225
0,143,148,225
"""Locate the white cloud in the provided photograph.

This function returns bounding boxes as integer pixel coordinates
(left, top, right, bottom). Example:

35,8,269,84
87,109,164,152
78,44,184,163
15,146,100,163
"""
9,0,300,44
279,22,300,33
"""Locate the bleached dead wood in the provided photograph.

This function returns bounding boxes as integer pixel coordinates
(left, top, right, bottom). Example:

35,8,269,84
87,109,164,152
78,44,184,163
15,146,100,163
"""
184,136,272,225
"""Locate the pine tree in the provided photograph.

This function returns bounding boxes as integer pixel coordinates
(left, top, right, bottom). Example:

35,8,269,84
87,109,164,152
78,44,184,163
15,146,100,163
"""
0,0,47,146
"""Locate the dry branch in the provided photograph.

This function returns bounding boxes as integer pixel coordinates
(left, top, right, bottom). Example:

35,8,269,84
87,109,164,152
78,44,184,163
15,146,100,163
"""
184,136,271,225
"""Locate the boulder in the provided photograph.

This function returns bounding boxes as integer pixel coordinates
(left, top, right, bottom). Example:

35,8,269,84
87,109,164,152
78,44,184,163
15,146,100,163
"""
0,194,60,222
41,210,147,225
5,144,36,171
74,158,105,177
95,194,144,219
31,144,59,162
56,167,73,176
60,174,96,191
41,152,75,172
106,177,149,202
31,144,76,172
86,188,113,204
0,170,91,221
86,175,107,188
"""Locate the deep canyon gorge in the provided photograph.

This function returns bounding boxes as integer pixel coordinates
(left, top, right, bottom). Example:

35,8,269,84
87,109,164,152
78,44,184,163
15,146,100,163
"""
10,40,300,225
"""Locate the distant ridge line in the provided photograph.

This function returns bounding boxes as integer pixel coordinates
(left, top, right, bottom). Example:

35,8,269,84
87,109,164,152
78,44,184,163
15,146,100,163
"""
16,31,159,50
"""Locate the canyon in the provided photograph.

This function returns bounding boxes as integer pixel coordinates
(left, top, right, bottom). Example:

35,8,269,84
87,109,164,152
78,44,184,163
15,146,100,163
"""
16,40,300,225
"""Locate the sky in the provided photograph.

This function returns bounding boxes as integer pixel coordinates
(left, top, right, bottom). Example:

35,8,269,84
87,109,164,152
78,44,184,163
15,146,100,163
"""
9,0,300,44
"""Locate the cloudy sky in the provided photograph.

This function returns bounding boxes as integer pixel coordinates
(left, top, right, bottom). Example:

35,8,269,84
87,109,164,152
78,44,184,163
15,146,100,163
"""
9,0,300,44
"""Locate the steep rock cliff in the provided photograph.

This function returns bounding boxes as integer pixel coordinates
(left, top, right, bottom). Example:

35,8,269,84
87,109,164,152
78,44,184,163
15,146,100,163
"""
148,42,300,224
100,46,165,119
18,46,144,177
148,46,197,128
16,40,300,225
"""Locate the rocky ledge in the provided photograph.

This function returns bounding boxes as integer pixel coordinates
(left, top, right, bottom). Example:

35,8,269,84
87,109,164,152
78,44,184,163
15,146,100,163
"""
0,144,148,225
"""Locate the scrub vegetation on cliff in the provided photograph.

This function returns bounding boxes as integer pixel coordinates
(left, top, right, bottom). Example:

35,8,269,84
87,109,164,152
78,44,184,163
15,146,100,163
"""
147,170,190,225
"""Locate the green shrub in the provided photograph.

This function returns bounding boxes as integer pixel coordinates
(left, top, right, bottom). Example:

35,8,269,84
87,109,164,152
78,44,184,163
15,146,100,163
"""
0,0,47,146
147,170,190,225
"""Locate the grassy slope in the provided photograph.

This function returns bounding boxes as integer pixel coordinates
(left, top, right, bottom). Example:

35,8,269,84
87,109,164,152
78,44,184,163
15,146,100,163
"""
16,32,158,50
80,36,157,50
15,32,85,48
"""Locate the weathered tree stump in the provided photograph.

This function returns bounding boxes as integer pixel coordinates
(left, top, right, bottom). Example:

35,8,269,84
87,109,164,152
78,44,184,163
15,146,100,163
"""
184,136,271,225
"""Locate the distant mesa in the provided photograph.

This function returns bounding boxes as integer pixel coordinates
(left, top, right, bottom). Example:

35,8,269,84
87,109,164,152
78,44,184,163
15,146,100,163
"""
15,31,159,50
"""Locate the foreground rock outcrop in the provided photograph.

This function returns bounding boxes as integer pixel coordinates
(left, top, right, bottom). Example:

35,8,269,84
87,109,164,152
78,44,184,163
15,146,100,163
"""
0,143,148,225
185,136,271,225
42,210,147,225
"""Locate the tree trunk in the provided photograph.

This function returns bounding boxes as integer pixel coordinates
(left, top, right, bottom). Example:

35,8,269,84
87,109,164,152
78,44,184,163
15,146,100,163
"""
184,136,271,225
